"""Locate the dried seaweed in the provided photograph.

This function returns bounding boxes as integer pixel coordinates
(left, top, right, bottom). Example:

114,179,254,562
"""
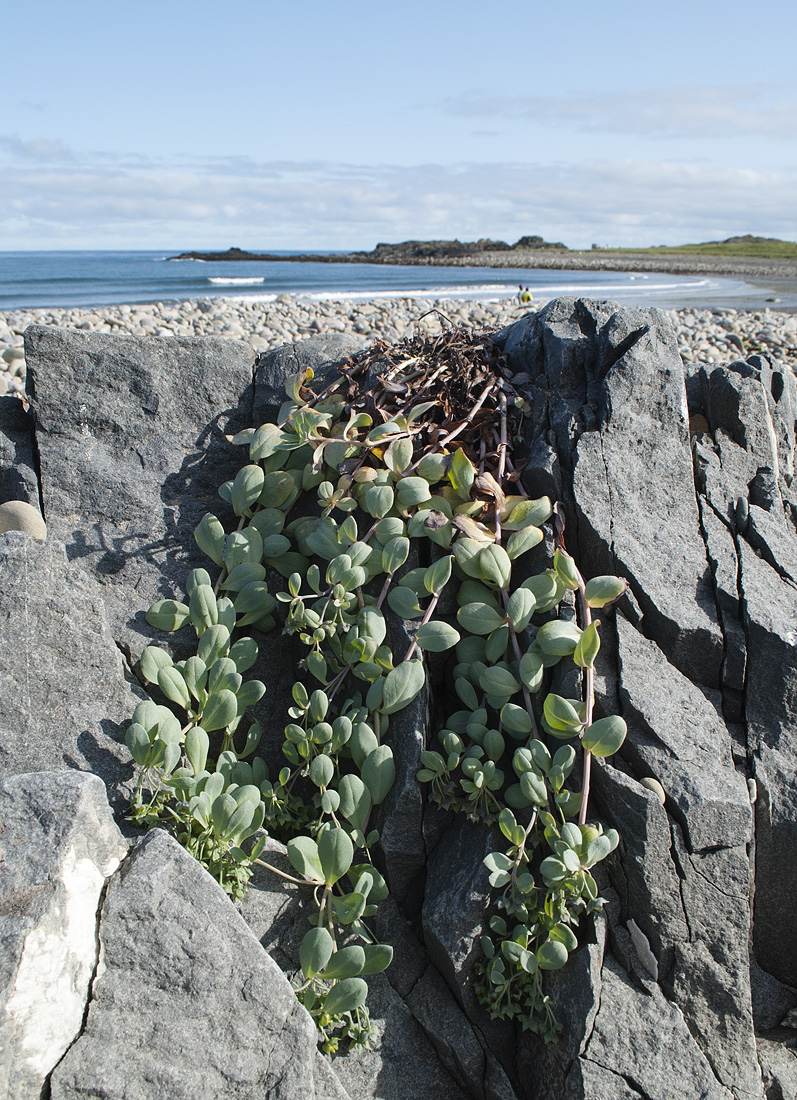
330,323,529,489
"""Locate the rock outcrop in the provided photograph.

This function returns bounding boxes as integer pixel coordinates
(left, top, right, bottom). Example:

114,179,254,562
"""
0,302,795,1099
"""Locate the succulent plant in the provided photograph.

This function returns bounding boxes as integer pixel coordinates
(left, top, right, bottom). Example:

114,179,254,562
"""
125,324,628,1049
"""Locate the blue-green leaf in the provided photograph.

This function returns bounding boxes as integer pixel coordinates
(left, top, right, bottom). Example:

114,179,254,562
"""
323,977,368,1016
379,661,425,715
361,745,396,804
582,715,627,757
300,926,334,980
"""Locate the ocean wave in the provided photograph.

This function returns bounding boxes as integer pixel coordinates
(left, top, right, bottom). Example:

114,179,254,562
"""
208,276,266,285
300,284,517,303
217,293,279,304
297,277,718,304
525,279,715,295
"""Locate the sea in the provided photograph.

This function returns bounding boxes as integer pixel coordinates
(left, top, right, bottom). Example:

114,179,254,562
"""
0,250,791,313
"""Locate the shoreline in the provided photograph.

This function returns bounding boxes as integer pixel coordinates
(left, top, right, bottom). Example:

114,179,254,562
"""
2,293,796,400
169,247,797,281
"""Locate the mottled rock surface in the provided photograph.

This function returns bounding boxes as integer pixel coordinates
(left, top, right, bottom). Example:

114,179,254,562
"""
0,394,40,508
24,325,255,661
0,532,143,804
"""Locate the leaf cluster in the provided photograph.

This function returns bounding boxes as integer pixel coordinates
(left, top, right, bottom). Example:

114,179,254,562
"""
124,325,629,1051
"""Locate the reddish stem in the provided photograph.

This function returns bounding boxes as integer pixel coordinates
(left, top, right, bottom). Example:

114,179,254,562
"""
576,584,595,827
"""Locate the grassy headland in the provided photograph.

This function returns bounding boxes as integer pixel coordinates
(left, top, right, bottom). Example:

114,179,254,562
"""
169,236,797,279
594,236,797,261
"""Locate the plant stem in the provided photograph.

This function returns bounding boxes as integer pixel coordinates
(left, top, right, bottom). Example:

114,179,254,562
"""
253,859,318,886
497,393,508,484
402,590,442,662
375,573,393,609
576,584,595,827
318,884,331,927
407,379,497,473
501,587,540,739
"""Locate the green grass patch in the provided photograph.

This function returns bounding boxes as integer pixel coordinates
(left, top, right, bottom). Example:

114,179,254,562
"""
584,236,797,260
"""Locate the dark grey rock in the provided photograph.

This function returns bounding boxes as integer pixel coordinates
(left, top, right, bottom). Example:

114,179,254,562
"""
739,542,797,986
422,817,495,1008
341,971,472,1100
406,964,491,1098
372,895,428,999
694,430,759,528
573,353,722,686
500,297,723,687
592,762,688,975
698,500,747,701
707,368,781,482
373,674,429,911
669,827,761,1100
725,355,797,505
485,1056,521,1100
0,532,144,804
749,468,783,513
598,610,759,1096
756,1037,797,1100
50,828,348,1100
0,771,127,1100
746,504,797,584
515,915,606,1100
24,326,255,660
235,838,310,975
0,395,40,507
253,334,366,420
422,816,515,1069
615,613,750,852
562,1057,647,1100
750,960,797,1032
571,955,734,1100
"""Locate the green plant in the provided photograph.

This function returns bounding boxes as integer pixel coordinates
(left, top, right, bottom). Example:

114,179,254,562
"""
126,325,628,1050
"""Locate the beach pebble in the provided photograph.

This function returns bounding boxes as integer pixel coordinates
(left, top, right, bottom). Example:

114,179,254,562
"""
640,777,667,805
0,500,47,540
1,296,795,390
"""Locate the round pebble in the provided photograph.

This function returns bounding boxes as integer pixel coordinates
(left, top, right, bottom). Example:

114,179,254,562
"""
2,296,796,393
640,777,666,805
0,500,47,540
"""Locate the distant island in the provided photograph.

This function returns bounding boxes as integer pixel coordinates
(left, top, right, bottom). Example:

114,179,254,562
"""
168,235,797,279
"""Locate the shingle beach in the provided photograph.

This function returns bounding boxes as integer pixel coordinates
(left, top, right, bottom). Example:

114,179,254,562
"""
2,293,796,398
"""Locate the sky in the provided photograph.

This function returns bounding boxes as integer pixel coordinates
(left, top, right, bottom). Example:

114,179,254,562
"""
2,0,796,251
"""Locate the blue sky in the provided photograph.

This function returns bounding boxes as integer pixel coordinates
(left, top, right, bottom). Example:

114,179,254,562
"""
2,0,796,250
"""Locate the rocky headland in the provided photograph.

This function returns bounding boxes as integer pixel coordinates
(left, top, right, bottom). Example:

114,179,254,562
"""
1,296,797,1099
168,236,567,264
168,238,797,280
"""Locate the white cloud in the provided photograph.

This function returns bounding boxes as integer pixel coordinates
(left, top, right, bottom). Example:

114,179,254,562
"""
0,151,795,250
443,84,797,140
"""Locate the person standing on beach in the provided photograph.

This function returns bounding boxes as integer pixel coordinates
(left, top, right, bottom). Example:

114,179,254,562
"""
517,285,524,305
520,287,533,305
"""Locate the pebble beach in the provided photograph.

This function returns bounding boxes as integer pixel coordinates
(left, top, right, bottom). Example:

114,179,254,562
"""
2,293,797,398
